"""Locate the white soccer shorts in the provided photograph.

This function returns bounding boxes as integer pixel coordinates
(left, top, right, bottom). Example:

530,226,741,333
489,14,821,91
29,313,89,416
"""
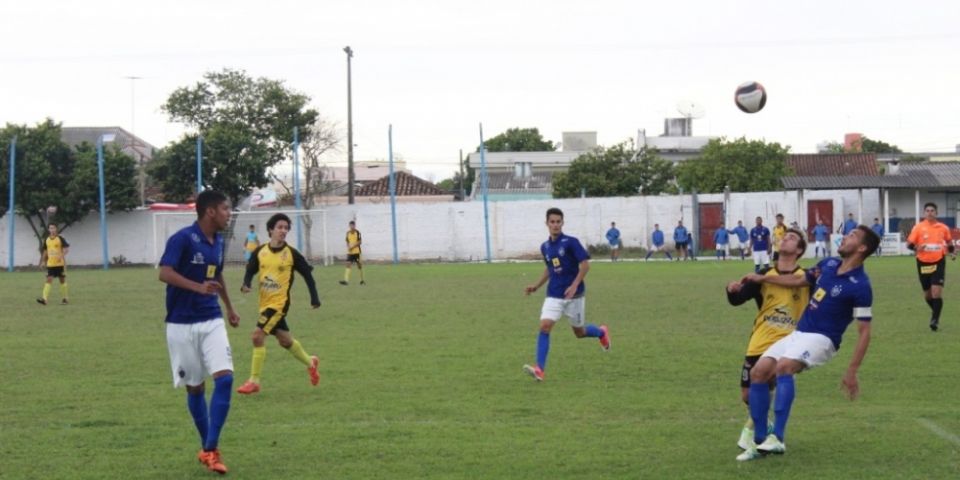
716,243,728,252
609,243,620,250
752,250,771,266
540,296,586,328
166,318,234,388
815,241,827,251
761,330,837,369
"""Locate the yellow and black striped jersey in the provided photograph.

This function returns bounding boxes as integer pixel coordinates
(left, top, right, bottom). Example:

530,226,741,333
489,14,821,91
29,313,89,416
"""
727,266,809,356
43,235,70,267
242,243,320,313
772,224,787,252
346,229,362,255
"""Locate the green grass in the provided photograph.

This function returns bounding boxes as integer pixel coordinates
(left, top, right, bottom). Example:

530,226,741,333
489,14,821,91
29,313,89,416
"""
1,257,958,478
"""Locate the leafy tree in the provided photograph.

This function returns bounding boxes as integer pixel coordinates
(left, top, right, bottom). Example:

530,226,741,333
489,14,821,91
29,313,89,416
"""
155,68,319,205
856,136,901,154
552,141,675,198
467,127,556,196
0,119,138,250
819,141,845,153
675,137,790,193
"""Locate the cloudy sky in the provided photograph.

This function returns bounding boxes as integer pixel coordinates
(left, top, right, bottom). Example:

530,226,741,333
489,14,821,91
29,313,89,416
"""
2,0,959,181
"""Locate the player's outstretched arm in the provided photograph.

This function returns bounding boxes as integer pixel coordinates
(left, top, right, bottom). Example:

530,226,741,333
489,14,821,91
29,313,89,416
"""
841,320,871,400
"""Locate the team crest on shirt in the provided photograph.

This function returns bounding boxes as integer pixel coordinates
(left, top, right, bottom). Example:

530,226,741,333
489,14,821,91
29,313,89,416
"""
191,252,205,265
190,233,201,243
559,247,566,257
831,284,843,297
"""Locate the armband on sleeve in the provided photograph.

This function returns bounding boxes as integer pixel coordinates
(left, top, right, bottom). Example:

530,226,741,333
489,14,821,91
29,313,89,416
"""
906,243,916,251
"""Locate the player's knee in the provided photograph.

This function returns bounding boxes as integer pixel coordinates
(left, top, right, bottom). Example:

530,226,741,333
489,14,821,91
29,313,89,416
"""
186,383,205,395
278,338,293,349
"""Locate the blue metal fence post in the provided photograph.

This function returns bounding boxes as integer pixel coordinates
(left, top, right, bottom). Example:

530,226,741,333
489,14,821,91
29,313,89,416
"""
479,124,492,263
196,136,203,194
97,136,110,270
293,127,303,251
388,125,399,264
7,136,16,272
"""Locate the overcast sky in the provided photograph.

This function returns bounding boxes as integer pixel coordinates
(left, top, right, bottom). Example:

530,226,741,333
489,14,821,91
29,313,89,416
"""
3,0,959,181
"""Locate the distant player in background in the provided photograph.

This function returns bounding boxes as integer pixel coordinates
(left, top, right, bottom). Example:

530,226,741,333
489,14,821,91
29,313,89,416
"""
840,213,858,235
812,219,830,258
339,220,365,286
749,217,771,273
907,203,955,332
726,229,809,451
736,226,879,462
731,220,749,260
237,213,322,395
771,214,787,262
871,218,884,256
37,223,70,305
158,190,240,474
674,220,692,261
243,224,259,262
522,207,610,382
714,222,730,260
605,221,622,262
645,224,673,261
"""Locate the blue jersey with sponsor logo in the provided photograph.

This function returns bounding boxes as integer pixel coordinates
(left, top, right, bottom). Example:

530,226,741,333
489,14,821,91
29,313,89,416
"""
797,257,873,349
540,233,590,299
160,222,225,324
750,226,770,251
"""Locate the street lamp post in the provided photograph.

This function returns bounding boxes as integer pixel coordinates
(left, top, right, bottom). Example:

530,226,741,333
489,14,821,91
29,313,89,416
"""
344,46,355,205
97,133,116,270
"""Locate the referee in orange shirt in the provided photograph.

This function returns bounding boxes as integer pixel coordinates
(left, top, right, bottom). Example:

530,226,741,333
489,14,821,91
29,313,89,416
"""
907,202,956,331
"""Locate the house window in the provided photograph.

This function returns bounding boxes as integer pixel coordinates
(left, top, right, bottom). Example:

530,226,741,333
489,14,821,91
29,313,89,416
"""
514,162,532,178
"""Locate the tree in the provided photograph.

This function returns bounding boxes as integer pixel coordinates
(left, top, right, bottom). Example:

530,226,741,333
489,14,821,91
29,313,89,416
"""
552,141,675,198
856,136,901,154
675,137,790,193
154,68,319,205
0,119,138,250
467,127,556,196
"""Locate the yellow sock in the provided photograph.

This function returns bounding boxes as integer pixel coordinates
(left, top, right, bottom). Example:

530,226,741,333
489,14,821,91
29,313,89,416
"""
42,283,51,301
287,339,311,366
60,283,68,300
344,268,351,282
250,346,266,383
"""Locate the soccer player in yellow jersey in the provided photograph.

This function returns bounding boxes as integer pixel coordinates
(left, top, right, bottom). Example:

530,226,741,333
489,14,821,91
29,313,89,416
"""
37,223,70,305
339,220,365,286
237,213,322,395
726,228,809,450
771,214,787,262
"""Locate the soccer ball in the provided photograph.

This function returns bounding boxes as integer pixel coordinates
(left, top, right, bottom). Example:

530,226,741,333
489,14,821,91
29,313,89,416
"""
734,81,767,114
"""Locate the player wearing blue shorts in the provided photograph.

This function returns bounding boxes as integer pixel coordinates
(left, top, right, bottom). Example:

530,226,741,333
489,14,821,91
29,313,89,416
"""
522,207,611,382
159,190,240,474
736,225,880,462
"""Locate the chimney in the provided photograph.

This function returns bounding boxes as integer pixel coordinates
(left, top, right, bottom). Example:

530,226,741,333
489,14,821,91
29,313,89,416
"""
844,133,863,152
887,161,900,175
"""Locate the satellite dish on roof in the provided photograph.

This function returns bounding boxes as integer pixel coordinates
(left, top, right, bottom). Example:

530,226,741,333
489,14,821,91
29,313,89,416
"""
677,100,706,120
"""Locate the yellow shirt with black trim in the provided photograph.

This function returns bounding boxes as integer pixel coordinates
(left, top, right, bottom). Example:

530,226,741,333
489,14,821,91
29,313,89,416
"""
43,235,70,267
772,224,787,252
346,230,362,255
727,266,809,356
243,243,321,313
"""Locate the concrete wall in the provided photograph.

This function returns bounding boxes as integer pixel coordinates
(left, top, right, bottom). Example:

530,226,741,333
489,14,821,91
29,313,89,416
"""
0,188,883,268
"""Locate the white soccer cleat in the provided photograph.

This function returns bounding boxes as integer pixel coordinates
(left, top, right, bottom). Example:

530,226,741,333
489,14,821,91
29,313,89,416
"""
737,427,754,450
756,434,785,454
735,447,764,462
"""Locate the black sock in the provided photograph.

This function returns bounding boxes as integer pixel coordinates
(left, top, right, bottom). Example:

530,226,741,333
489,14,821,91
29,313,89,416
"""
926,297,935,311
931,298,943,320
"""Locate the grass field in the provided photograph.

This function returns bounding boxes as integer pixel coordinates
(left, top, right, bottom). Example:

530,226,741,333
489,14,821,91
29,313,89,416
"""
1,256,958,479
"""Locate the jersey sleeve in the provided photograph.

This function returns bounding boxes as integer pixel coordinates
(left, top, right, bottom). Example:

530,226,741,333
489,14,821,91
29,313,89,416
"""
572,238,590,262
159,233,187,268
853,284,873,321
60,237,70,248
907,225,919,245
242,244,264,288
292,248,321,306
726,278,762,308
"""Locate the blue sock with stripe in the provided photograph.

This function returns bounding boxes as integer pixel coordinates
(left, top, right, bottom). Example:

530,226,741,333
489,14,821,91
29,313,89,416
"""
748,382,771,445
186,390,208,447
204,374,233,451
773,375,795,442
584,324,603,338
536,332,550,371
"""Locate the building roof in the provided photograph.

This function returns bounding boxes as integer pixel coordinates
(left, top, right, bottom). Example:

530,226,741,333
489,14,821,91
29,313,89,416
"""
785,153,878,176
61,126,155,160
355,171,447,196
466,151,582,169
476,171,554,194
783,162,960,190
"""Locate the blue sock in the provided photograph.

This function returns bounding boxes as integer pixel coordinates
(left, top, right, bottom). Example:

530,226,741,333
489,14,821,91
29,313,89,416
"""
773,375,795,442
186,390,208,447
584,324,603,338
204,374,233,451
536,332,550,371
748,382,771,445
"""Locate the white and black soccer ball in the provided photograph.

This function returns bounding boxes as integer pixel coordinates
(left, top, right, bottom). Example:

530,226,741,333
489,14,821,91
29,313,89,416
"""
734,81,767,114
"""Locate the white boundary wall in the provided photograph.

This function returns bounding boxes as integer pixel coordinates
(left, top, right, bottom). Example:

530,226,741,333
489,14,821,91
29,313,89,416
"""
0,189,881,267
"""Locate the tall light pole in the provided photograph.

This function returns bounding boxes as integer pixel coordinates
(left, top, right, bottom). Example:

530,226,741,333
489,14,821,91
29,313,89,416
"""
124,75,144,206
344,46,355,204
7,136,16,272
97,133,116,270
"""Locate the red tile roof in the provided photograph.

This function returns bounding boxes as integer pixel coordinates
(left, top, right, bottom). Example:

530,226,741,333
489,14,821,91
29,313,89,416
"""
355,171,448,196
786,154,878,176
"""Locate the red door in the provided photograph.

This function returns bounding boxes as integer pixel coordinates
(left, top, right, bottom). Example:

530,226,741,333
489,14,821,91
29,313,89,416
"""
807,200,833,238
699,203,724,250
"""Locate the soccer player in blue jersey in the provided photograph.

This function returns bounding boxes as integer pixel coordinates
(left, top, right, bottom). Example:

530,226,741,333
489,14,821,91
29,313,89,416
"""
714,222,730,260
871,218,884,255
674,220,692,261
731,220,749,260
605,221,622,262
159,190,241,474
749,217,771,273
840,213,858,235
736,225,880,462
811,219,830,258
645,224,673,260
522,208,610,382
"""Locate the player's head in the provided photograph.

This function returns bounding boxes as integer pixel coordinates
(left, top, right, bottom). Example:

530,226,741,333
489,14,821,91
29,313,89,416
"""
924,202,938,221
47,223,58,236
719,221,725,227
249,224,256,231
780,228,807,257
611,221,616,227
677,220,683,226
737,220,743,226
817,218,824,225
848,213,855,219
196,190,230,229
775,213,784,224
873,217,880,224
267,213,291,242
755,216,763,225
546,208,564,236
654,223,660,229
839,225,880,260
348,220,356,231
